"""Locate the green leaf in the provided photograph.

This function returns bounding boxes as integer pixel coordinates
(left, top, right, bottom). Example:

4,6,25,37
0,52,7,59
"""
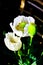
23,43,25,50
18,58,23,65
26,59,30,65
29,54,36,61
23,62,27,65
27,49,30,55
41,51,43,56
31,61,36,65
18,50,23,57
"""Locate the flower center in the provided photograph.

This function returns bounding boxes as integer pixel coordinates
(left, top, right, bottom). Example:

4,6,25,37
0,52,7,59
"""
16,21,27,32
9,36,16,43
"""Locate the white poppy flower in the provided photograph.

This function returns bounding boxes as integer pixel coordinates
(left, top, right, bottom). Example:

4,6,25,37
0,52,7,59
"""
4,32,22,51
10,15,35,37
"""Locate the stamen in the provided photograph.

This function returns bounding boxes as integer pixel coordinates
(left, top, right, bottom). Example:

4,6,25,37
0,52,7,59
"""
9,36,16,43
16,21,27,32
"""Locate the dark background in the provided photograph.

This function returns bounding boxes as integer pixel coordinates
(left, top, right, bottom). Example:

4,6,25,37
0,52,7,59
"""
0,0,20,65
0,0,43,65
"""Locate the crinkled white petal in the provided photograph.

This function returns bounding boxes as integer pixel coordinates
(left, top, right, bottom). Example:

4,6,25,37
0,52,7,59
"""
27,16,35,24
13,16,26,26
4,32,22,51
10,15,35,37
24,24,29,37
10,23,23,37
13,15,28,27
13,29,23,37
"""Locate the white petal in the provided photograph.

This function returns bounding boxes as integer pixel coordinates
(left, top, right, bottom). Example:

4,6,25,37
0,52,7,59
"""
13,29,23,37
4,38,15,51
24,24,29,37
10,22,14,31
13,15,25,26
10,22,23,37
27,16,35,23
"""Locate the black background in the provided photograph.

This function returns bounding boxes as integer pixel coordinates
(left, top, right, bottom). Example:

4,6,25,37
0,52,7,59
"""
0,0,20,65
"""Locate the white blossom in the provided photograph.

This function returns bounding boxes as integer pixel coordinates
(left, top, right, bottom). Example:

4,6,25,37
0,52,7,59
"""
4,32,22,51
10,15,35,37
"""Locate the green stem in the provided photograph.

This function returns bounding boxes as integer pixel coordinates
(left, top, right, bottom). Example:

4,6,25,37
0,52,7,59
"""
29,36,33,46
